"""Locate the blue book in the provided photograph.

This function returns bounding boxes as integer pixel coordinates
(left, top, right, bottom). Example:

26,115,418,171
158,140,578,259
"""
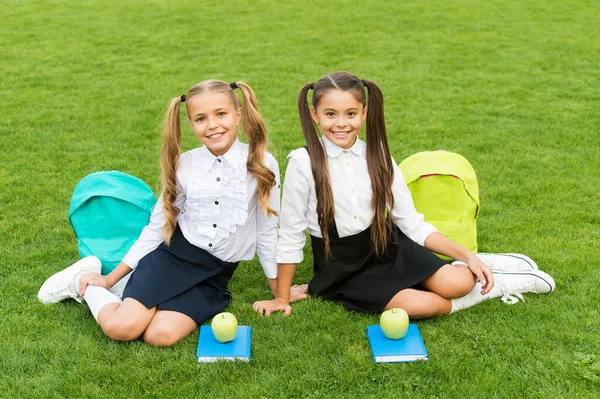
196,325,251,363
366,324,428,363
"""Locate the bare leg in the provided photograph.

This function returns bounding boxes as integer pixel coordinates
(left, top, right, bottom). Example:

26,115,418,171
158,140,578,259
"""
383,264,476,319
142,310,198,347
420,264,476,299
384,288,453,318
97,298,157,341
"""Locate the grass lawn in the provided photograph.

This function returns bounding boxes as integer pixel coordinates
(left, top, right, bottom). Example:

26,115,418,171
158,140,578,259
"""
1,0,599,397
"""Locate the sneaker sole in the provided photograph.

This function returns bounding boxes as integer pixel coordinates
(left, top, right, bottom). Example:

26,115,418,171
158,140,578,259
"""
493,270,555,293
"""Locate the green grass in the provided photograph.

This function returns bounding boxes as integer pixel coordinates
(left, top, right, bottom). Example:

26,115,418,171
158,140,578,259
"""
1,0,599,397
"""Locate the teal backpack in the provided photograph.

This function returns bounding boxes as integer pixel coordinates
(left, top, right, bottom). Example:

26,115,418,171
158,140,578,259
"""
399,151,479,261
69,171,157,275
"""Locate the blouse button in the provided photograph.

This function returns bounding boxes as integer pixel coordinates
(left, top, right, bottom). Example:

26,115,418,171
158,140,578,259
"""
213,224,217,228
346,162,349,166
343,150,348,154
215,201,219,205
217,159,222,163
216,177,221,182
351,188,355,193
353,215,357,219
208,243,213,247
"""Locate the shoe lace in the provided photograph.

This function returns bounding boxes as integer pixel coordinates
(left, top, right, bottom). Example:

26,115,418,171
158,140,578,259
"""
495,277,525,305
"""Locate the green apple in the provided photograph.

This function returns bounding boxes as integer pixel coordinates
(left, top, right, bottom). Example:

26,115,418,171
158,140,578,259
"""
211,312,238,343
380,308,409,340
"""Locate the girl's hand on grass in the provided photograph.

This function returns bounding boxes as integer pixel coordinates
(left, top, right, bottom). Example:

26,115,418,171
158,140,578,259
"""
253,297,293,316
78,272,110,296
290,284,309,302
466,254,494,295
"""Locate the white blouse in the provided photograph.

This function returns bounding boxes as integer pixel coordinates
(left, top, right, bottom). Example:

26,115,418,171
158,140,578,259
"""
276,136,437,264
123,138,280,278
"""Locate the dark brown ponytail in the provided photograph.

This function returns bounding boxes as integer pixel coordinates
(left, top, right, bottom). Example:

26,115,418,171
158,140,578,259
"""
298,83,336,257
362,79,395,256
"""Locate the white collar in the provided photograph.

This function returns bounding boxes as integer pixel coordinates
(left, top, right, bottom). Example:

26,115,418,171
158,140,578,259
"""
198,138,241,172
322,135,364,158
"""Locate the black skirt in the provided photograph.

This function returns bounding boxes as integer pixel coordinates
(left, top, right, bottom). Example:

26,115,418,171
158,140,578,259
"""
308,225,446,313
122,225,238,325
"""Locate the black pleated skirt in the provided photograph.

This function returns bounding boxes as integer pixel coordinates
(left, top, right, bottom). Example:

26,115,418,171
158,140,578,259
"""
122,225,238,324
308,225,446,313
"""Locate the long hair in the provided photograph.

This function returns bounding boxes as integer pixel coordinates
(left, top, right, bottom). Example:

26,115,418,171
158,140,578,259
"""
235,82,278,218
297,72,395,257
160,80,276,244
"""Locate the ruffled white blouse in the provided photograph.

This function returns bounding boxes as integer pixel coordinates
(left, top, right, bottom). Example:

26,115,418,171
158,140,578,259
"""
276,136,437,264
123,138,280,278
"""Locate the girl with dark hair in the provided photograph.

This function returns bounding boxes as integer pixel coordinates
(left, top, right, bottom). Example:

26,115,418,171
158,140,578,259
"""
253,72,554,318
38,80,307,346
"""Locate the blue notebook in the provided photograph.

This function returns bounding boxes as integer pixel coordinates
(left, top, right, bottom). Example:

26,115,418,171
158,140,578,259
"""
366,324,428,363
196,325,251,363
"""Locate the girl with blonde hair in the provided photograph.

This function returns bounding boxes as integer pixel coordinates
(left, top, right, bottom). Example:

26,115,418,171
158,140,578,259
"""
39,80,306,346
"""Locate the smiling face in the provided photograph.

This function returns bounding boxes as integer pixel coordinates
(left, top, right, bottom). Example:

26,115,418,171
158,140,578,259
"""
187,91,241,156
311,89,367,149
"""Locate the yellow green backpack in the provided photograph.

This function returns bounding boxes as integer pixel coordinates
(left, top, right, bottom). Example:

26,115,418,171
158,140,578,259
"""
399,151,479,261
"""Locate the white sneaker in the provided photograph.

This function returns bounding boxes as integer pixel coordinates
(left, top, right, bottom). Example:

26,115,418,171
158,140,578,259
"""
37,256,102,304
476,253,539,272
492,270,556,305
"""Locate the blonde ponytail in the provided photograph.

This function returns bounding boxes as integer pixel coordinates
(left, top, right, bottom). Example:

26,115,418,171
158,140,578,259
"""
235,82,277,217
160,96,184,244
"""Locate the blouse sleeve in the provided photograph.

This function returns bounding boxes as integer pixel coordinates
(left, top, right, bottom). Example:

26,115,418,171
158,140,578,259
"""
122,156,190,269
121,186,185,269
276,150,311,264
390,161,437,246
255,153,281,279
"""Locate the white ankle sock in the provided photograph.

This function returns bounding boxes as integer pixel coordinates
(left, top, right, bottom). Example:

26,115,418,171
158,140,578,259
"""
450,282,503,313
82,286,122,321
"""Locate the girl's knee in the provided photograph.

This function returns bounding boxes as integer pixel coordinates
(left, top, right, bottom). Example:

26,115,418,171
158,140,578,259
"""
143,323,181,347
445,273,476,298
454,277,476,297
385,289,452,319
427,265,476,299
101,317,145,342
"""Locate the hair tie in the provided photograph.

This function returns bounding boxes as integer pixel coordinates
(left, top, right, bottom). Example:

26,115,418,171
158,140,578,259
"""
230,82,238,90
361,79,368,87
310,82,315,90
180,94,187,102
